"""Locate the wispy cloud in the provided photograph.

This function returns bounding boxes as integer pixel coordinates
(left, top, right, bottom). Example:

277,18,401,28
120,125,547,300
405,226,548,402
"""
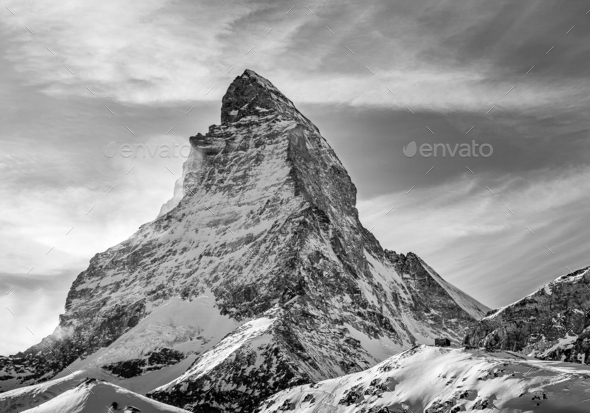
3,0,589,112
1,0,252,101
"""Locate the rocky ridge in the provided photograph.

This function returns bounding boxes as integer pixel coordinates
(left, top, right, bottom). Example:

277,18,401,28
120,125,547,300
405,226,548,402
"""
465,266,590,364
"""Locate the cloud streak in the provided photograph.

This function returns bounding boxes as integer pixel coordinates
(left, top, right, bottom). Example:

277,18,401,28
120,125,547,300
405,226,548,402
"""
2,0,589,113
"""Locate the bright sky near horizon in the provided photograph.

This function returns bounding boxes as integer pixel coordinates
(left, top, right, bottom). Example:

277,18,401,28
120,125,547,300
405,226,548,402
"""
1,0,590,354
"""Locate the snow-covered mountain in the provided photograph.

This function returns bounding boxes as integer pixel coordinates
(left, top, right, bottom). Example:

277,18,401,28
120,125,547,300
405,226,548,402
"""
0,70,488,412
466,266,590,363
260,345,590,412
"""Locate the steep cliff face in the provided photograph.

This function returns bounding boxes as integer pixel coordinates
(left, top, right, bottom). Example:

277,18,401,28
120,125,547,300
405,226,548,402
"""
465,267,590,364
0,70,487,412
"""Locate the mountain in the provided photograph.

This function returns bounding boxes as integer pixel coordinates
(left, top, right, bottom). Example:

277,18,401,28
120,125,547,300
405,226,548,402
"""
259,345,590,412
19,378,189,413
465,266,590,364
0,69,487,412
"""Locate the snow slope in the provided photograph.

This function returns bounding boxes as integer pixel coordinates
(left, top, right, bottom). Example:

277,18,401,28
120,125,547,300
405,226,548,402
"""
0,357,201,412
261,345,590,413
22,379,189,413
52,293,242,387
155,312,277,389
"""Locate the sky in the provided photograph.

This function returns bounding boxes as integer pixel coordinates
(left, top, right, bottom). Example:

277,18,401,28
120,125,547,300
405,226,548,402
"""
1,0,589,355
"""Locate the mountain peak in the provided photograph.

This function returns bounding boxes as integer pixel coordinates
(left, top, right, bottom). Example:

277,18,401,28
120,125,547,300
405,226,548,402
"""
221,69,299,124
2,69,489,413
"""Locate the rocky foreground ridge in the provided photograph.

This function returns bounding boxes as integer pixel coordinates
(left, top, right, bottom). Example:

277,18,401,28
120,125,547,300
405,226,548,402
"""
0,70,488,412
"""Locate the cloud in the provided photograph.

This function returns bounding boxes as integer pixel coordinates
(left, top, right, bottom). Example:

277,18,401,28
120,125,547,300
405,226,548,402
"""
1,0,252,101
2,0,589,113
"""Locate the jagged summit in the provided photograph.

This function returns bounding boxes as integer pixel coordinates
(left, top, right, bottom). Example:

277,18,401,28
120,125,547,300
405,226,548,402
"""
220,69,316,130
221,69,292,122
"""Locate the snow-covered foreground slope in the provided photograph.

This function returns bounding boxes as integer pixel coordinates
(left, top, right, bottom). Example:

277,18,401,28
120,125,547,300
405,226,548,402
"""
0,358,201,412
21,379,189,413
466,266,590,363
261,345,590,413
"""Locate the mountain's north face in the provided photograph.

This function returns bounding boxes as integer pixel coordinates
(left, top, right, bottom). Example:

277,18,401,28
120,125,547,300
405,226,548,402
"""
0,70,488,411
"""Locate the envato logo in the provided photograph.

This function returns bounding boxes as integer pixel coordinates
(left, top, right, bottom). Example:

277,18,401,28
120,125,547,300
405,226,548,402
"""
103,141,191,158
403,141,493,158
